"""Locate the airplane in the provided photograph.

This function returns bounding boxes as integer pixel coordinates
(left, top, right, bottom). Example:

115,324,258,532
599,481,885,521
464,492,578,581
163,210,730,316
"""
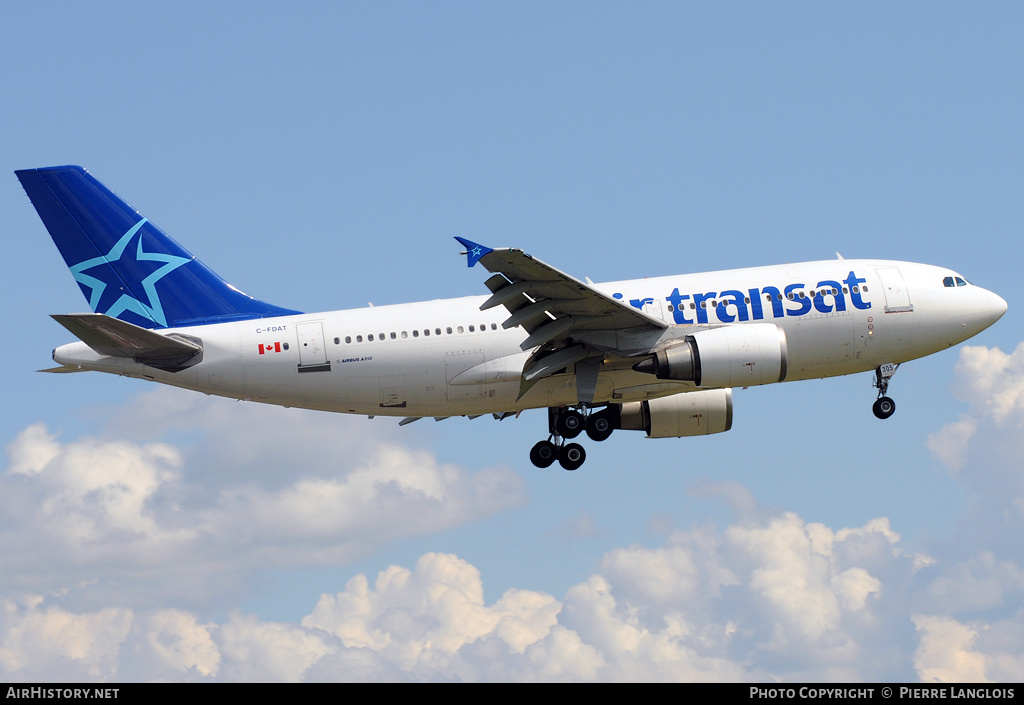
17,165,1007,471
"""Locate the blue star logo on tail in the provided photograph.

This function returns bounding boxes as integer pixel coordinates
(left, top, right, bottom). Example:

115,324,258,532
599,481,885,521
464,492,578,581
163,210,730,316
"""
69,218,190,327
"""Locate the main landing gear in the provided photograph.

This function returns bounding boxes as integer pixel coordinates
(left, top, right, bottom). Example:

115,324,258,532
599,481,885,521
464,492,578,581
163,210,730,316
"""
529,405,617,470
872,364,898,420
529,439,586,471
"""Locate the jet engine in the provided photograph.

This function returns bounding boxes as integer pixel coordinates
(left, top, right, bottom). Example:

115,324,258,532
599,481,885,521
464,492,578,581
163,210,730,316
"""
633,323,788,388
616,389,732,438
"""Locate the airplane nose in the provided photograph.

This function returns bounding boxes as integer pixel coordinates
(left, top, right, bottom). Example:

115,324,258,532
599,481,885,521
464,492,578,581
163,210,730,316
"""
965,287,1007,335
940,286,1007,346
983,289,1008,325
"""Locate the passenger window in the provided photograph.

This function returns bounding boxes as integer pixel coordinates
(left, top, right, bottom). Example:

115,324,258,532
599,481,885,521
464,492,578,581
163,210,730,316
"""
435,328,442,336
356,335,363,343
457,326,464,334
402,331,408,339
390,332,396,339
368,334,374,341
424,329,430,336
413,330,419,338
469,325,475,332
446,327,452,335
491,323,497,330
345,336,352,344
334,337,340,344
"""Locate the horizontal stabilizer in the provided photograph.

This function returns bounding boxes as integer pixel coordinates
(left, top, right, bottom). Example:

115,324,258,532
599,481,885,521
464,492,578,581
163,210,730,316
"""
39,365,86,374
52,313,203,371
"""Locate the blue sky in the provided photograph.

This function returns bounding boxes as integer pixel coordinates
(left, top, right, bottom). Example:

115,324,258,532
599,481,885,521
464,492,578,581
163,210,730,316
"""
2,2,1023,681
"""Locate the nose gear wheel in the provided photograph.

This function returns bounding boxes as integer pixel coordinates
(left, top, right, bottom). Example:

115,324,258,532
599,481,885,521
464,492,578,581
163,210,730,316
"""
873,396,896,419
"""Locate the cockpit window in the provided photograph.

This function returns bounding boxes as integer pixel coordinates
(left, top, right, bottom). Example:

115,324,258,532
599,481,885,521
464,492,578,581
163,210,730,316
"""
955,277,968,287
943,276,970,288
943,276,955,288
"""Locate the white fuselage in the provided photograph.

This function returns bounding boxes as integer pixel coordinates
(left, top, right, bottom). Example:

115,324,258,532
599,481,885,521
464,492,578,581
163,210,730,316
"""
53,259,1007,418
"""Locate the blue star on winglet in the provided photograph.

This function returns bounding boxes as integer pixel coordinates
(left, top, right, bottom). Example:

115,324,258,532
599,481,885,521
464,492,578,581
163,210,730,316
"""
454,237,493,268
69,218,190,327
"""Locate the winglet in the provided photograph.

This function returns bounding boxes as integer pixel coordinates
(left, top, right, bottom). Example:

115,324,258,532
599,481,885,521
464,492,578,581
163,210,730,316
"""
454,237,493,268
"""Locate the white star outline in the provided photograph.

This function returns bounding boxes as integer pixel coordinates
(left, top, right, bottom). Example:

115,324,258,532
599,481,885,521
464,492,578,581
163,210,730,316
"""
470,246,483,259
68,218,191,327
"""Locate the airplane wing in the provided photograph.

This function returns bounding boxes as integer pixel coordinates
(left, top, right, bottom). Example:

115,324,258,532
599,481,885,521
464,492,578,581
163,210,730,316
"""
455,238,669,400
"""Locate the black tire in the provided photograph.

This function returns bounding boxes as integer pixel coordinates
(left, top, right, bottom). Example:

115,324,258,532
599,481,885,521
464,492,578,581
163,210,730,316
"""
556,410,584,439
530,440,558,468
873,396,896,420
586,411,614,442
559,443,586,471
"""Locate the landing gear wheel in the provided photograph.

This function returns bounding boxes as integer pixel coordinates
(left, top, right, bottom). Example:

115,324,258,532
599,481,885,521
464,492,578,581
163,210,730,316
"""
873,396,896,420
556,410,585,439
530,440,558,468
585,410,614,442
559,443,586,471
872,364,898,420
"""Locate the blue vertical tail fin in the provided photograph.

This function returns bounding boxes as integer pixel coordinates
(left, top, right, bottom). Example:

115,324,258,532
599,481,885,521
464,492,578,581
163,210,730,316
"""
16,165,300,329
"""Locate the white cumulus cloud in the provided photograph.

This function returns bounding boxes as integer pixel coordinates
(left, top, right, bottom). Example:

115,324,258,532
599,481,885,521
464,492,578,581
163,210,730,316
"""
928,343,1024,472
0,496,1021,682
0,389,526,605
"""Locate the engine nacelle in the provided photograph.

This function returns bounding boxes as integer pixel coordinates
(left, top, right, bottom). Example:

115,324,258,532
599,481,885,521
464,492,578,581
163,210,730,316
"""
617,389,732,438
634,323,788,388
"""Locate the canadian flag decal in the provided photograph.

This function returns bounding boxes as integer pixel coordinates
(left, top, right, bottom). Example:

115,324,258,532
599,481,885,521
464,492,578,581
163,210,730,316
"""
259,342,283,354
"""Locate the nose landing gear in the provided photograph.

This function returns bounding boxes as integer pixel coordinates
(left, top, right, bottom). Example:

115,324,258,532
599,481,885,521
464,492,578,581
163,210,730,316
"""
872,363,898,420
530,405,617,470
